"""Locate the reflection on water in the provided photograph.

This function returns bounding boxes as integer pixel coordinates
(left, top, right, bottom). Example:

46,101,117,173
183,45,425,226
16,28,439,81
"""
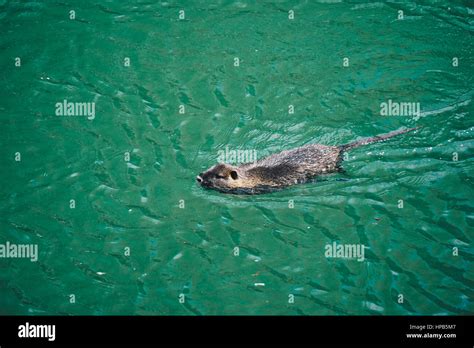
0,1,473,315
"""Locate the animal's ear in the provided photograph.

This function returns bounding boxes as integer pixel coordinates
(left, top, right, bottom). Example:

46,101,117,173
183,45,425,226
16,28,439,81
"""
230,170,238,180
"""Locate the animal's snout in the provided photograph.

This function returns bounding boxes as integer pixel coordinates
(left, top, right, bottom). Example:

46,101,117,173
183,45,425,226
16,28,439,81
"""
196,175,203,183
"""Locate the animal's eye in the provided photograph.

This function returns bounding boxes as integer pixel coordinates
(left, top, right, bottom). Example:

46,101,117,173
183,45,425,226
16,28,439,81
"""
215,174,226,179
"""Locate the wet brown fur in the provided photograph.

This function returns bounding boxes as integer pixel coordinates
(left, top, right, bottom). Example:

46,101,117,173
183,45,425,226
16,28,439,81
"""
197,127,418,194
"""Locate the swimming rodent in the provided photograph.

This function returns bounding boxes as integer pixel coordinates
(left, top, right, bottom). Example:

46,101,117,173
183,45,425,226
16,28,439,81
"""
196,127,418,194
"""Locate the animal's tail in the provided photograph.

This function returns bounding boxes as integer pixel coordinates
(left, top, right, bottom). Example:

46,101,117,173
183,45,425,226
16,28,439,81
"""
339,127,419,151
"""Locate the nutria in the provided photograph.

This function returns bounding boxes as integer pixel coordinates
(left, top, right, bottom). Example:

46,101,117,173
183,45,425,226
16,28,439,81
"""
196,127,418,194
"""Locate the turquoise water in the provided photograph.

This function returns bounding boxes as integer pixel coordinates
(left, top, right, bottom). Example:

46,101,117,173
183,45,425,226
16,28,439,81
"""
0,1,473,315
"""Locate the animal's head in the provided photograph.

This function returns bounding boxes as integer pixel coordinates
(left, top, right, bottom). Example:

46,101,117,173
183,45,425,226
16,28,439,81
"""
196,163,243,192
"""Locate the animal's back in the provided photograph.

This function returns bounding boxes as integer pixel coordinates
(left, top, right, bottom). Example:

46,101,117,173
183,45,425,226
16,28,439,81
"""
241,143,341,186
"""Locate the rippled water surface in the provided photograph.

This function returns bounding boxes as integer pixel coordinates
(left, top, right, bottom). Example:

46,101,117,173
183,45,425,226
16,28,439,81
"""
1,1,473,315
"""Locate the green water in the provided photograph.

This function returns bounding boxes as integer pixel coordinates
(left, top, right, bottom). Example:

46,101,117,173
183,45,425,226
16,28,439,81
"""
1,1,473,315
